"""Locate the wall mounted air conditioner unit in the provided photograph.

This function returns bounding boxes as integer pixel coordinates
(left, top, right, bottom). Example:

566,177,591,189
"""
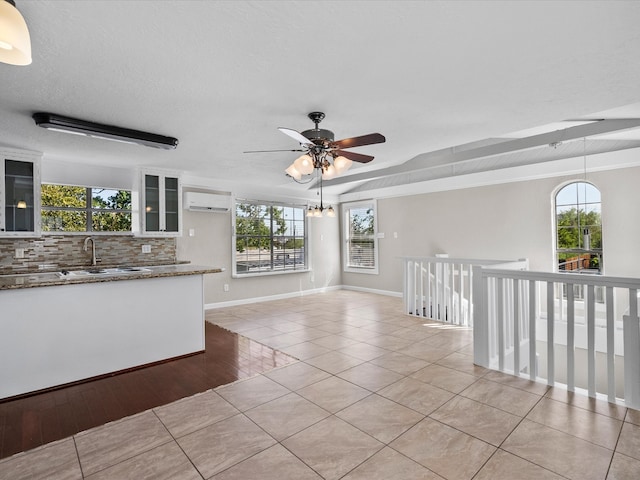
183,192,230,213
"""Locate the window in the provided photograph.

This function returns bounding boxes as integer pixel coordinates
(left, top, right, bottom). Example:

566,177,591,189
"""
343,200,378,274
234,200,307,275
555,181,602,273
41,184,132,233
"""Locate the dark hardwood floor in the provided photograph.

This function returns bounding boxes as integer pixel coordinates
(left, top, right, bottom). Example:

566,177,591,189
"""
0,323,296,460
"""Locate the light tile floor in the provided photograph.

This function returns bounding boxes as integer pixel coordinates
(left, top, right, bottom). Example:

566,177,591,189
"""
2,290,640,479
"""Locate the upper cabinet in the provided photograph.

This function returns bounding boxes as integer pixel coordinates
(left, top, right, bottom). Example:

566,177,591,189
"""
0,149,42,237
135,169,182,236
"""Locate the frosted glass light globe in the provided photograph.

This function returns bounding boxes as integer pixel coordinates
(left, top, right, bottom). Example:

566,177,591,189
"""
333,156,352,174
293,154,314,175
322,164,337,180
285,163,302,181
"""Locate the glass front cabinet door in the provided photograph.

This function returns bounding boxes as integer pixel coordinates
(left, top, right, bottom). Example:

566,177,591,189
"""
139,170,181,236
0,150,42,237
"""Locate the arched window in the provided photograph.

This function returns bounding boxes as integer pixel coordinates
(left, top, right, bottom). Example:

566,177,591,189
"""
555,181,602,273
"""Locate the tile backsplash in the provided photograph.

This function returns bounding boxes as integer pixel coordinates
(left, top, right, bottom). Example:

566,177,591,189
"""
0,235,176,273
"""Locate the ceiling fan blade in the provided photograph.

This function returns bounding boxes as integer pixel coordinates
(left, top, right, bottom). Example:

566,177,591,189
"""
243,149,306,153
278,127,314,146
330,133,385,149
334,149,374,163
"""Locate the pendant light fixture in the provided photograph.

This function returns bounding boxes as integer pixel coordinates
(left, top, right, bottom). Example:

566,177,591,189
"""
305,170,336,218
0,0,31,66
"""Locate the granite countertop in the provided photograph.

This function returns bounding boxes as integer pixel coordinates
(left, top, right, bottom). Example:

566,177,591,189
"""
0,264,224,290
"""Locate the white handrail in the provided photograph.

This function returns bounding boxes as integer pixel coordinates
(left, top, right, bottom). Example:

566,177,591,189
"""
401,256,528,327
473,266,640,409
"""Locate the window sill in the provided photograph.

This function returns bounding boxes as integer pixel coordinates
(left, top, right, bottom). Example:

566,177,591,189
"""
232,268,311,279
344,267,379,275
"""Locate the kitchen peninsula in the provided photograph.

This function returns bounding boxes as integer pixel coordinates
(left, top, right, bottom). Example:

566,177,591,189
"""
0,264,222,400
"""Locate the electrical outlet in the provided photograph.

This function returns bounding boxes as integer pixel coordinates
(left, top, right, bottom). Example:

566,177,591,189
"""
15,248,25,259
223,284,229,292
142,245,151,254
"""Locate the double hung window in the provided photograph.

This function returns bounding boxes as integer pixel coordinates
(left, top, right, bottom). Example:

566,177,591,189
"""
234,200,307,275
343,200,378,274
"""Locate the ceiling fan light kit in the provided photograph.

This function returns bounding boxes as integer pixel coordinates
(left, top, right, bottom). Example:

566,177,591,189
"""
279,112,385,183
32,112,179,150
0,0,31,66
244,112,384,216
247,111,385,217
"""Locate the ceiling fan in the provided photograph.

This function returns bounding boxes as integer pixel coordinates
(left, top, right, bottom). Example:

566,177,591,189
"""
245,112,386,181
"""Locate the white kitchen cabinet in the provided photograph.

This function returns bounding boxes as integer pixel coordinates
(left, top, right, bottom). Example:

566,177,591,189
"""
137,169,182,236
0,148,42,237
0,273,205,400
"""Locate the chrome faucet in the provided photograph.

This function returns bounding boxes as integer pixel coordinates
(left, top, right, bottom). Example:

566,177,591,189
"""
83,237,97,266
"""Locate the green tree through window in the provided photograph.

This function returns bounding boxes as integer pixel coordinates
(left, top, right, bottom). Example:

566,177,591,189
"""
343,201,378,273
555,182,602,273
41,184,132,232
235,201,306,274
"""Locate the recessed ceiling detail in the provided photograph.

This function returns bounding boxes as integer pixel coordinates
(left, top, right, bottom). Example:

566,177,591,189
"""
323,118,640,194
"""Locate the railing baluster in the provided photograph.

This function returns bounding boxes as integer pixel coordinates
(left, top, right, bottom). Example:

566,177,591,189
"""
414,260,419,315
458,263,463,325
506,280,513,352
497,277,504,371
425,262,433,318
567,283,575,392
606,286,615,403
419,261,424,317
469,263,474,327
587,284,596,397
435,263,440,320
447,263,453,322
547,281,555,386
529,279,537,380
514,278,520,375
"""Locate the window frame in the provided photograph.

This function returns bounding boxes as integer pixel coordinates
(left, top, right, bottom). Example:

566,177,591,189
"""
41,183,133,235
554,180,603,274
232,198,309,277
342,199,379,275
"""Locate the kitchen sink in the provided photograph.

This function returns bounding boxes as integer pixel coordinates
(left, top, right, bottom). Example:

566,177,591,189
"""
57,267,152,278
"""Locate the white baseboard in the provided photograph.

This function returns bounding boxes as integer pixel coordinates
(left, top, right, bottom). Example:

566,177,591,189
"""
205,284,401,310
340,285,403,298
205,285,343,310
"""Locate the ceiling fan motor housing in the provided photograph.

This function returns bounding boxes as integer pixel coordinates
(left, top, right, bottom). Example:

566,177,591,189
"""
301,128,334,145
302,111,334,146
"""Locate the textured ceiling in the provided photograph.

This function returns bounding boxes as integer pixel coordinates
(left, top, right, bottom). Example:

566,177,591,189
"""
2,1,640,199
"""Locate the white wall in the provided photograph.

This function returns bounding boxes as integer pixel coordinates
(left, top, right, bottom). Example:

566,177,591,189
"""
41,159,135,190
342,164,640,294
176,204,342,306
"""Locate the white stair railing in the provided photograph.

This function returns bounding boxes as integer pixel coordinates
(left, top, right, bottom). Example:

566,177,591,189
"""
402,256,528,327
473,266,640,409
